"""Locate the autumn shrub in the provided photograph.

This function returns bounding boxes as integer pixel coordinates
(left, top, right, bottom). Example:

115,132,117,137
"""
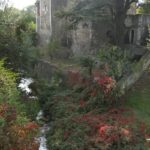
0,60,40,150
68,70,116,103
39,69,117,122
44,69,150,150
47,108,149,150
75,109,147,150
0,103,39,150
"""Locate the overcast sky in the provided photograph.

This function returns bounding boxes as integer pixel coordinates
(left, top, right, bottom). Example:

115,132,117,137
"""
11,0,36,9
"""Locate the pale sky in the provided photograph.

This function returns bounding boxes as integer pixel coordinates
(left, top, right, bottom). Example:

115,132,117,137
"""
11,0,36,10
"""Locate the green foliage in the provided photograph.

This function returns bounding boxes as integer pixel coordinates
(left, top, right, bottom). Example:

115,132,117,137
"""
0,60,19,101
30,72,65,120
0,6,37,71
47,40,62,60
0,118,6,127
0,60,39,121
50,72,63,88
0,59,40,150
137,2,150,14
0,103,39,150
79,56,95,76
42,71,148,150
23,100,40,120
98,46,130,80
57,0,113,23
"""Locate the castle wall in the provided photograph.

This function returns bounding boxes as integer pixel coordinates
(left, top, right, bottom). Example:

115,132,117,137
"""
36,0,150,56
36,0,52,45
36,0,95,56
125,15,150,45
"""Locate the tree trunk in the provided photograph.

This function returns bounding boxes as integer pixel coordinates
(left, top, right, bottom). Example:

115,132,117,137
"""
114,0,126,46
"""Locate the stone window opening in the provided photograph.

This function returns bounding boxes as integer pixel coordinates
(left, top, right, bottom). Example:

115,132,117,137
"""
124,30,130,44
106,30,115,44
44,4,48,14
125,29,135,44
130,29,134,44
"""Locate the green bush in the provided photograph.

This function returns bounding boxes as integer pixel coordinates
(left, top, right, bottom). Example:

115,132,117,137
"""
23,100,40,120
137,3,150,14
79,56,95,76
0,60,40,149
98,46,130,80
0,7,37,71
47,40,62,60
0,60,19,101
42,70,149,150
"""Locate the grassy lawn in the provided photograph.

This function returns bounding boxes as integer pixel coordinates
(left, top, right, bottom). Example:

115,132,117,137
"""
125,72,150,125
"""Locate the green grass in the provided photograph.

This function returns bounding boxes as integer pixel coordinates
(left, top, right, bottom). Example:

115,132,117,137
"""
125,73,150,125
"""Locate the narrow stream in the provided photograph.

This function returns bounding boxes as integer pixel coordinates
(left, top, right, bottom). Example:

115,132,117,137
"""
18,78,33,94
18,78,49,150
36,110,50,150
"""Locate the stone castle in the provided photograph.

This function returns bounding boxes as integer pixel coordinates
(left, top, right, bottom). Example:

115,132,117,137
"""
35,0,150,56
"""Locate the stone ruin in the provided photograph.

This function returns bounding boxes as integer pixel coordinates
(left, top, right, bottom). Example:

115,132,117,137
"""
35,0,150,56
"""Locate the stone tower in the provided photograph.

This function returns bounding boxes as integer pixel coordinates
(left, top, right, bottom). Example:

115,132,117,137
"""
35,0,95,56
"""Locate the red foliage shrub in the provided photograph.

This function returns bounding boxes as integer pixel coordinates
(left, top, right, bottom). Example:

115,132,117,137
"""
73,108,148,148
80,100,87,108
0,103,39,150
95,76,116,95
0,103,17,123
11,122,39,150
47,70,150,149
68,70,116,100
68,70,82,86
25,122,39,130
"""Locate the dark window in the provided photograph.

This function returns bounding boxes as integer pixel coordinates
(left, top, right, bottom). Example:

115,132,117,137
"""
131,30,134,44
124,30,130,44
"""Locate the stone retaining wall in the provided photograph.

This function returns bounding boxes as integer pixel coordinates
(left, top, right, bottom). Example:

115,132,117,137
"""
118,51,150,94
34,60,58,81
